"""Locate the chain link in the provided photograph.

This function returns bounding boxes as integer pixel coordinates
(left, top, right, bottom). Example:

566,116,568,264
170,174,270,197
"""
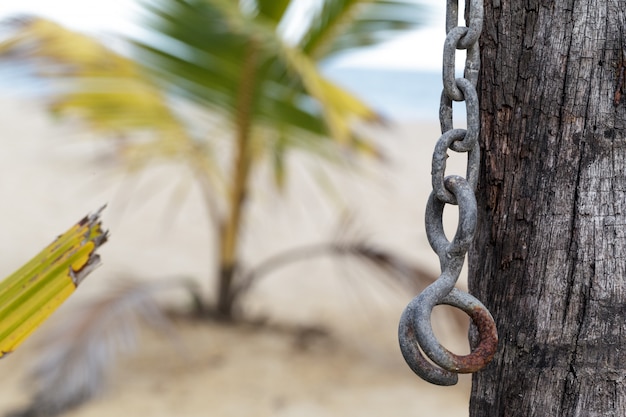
398,0,497,386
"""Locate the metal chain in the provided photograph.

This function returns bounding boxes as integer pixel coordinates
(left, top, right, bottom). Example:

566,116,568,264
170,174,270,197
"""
397,0,497,386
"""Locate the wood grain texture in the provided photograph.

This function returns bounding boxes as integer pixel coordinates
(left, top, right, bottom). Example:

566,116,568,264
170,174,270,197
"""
469,1,626,415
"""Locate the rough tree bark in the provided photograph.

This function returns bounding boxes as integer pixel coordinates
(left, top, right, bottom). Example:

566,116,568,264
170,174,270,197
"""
469,1,626,415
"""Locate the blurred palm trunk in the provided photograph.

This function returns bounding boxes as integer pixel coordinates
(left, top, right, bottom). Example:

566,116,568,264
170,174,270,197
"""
217,38,259,318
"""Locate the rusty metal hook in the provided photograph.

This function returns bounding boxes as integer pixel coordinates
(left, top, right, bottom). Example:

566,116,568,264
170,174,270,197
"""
398,176,497,385
398,288,497,386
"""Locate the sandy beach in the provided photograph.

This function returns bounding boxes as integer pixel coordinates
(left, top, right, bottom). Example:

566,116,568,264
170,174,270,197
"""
0,96,473,417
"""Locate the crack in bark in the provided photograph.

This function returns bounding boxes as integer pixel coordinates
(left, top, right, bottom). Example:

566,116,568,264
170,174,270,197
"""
558,144,586,414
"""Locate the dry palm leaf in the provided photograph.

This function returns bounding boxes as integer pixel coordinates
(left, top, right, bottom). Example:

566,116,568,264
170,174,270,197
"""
8,279,199,417
236,214,437,300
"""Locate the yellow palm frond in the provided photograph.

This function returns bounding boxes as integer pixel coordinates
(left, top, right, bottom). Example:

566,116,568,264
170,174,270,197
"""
0,207,108,357
0,18,197,168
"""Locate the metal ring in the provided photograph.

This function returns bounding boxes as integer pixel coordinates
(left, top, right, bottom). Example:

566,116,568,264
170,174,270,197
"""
419,288,497,373
439,78,480,152
446,0,484,48
432,134,480,204
443,27,481,103
431,130,466,204
426,175,477,260
398,288,498,385
398,297,458,386
442,27,468,101
457,0,484,49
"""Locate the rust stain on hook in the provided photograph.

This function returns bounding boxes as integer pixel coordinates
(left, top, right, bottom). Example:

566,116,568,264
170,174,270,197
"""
448,305,498,373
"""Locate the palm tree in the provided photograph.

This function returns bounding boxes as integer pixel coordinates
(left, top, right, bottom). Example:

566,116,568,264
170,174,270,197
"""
0,0,424,319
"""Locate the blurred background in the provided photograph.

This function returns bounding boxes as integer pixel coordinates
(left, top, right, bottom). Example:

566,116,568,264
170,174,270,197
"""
0,1,473,416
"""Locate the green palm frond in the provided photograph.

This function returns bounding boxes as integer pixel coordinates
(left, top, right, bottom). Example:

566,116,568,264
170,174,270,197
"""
300,0,424,59
255,0,291,25
133,0,379,151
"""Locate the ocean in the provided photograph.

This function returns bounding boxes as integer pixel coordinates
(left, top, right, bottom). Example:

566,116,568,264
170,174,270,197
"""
0,63,457,123
323,67,443,122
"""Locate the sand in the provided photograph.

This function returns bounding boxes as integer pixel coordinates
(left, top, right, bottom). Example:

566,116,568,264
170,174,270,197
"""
0,96,473,416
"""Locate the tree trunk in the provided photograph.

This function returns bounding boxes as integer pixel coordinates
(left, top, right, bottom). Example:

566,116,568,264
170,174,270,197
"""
216,39,259,318
469,1,626,415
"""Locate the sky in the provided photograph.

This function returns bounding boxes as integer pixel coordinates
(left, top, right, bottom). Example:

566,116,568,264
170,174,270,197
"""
0,0,451,72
